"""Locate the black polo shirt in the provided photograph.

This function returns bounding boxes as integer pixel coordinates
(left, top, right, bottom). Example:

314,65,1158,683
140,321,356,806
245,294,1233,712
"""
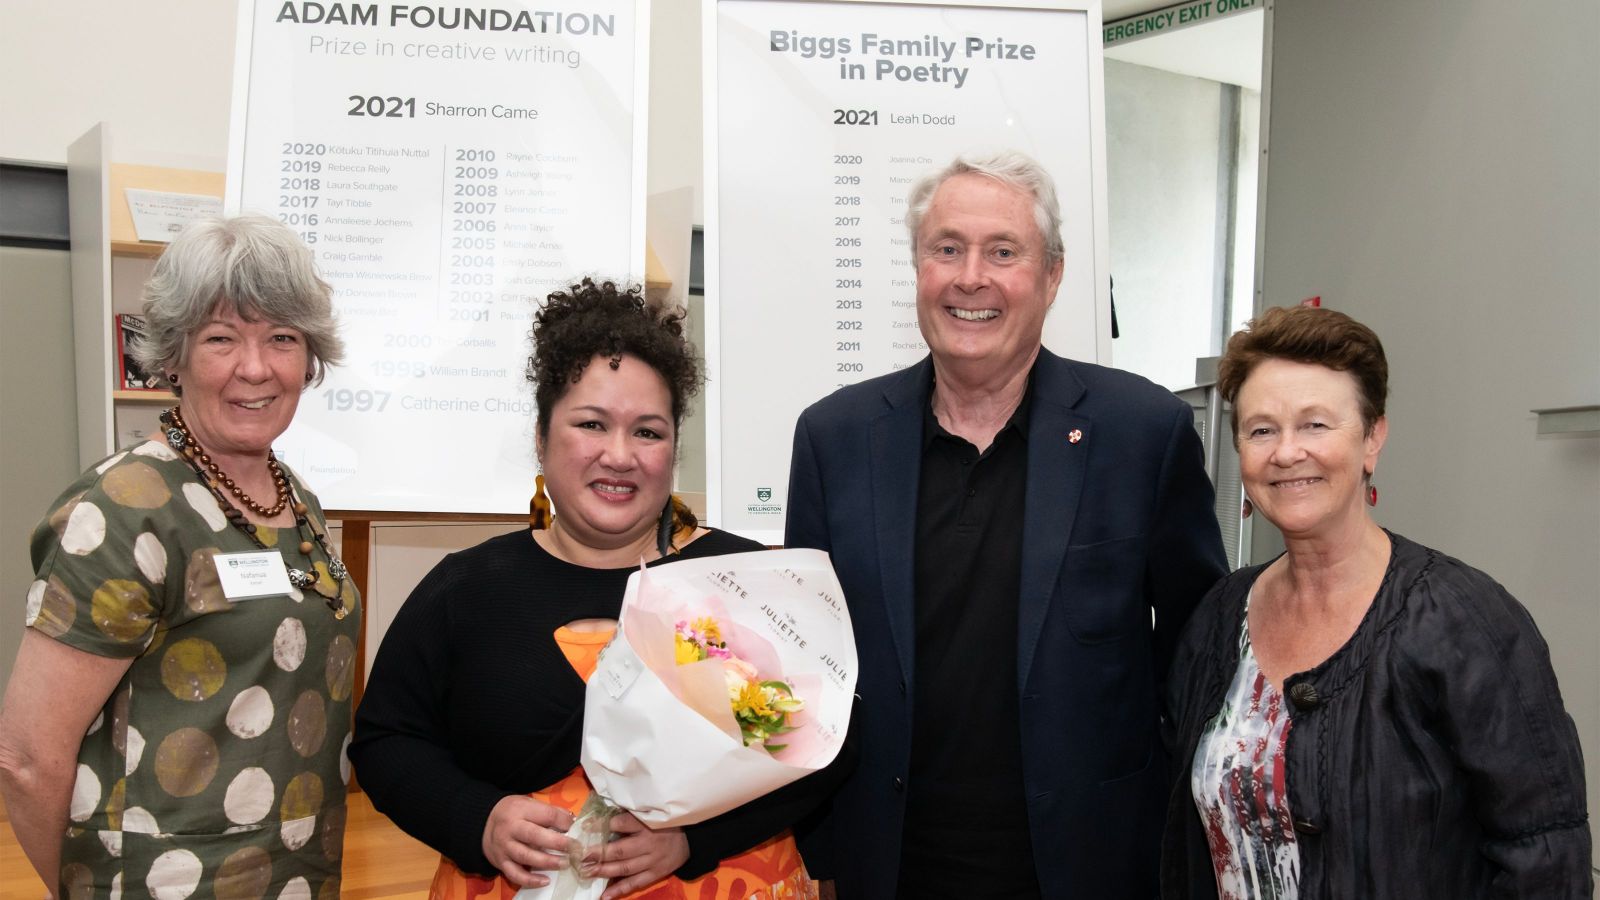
897,377,1041,899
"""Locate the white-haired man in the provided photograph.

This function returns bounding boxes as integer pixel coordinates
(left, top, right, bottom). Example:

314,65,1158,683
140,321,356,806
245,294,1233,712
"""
786,151,1226,898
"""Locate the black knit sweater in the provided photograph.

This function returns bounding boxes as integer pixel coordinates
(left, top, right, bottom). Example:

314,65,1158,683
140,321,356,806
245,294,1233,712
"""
350,527,844,880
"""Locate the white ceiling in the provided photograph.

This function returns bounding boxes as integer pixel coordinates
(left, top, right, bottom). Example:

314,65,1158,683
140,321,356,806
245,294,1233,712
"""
1102,6,1265,92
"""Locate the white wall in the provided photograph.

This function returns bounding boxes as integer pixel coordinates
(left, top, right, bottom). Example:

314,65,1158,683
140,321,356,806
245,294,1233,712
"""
0,1,239,168
1262,0,1600,852
1104,59,1223,391
0,0,714,689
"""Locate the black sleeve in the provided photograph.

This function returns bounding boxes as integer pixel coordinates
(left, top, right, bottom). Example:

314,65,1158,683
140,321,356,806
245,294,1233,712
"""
1146,401,1228,688
675,698,861,879
349,557,509,876
1407,568,1593,896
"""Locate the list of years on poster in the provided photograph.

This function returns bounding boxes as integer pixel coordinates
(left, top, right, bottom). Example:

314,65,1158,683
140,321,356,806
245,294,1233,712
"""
272,138,572,419
822,104,951,389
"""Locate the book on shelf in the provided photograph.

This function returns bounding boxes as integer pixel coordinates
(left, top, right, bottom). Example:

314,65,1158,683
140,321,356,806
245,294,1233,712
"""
115,314,162,391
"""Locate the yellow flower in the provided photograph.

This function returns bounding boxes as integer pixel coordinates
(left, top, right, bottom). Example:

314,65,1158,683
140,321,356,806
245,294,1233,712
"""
734,681,775,718
692,617,723,644
674,634,704,665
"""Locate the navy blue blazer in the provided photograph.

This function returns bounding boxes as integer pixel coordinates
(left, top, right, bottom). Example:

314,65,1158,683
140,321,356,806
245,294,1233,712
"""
785,349,1227,899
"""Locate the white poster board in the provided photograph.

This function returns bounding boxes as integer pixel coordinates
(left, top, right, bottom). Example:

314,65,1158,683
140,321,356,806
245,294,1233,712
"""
226,0,650,513
705,0,1111,542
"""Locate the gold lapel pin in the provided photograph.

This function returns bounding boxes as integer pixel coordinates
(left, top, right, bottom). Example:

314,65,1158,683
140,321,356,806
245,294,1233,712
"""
1068,429,1083,444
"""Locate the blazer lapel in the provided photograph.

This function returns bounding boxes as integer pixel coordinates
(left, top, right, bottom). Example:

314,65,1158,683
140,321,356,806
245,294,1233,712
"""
1018,351,1090,694
868,360,930,688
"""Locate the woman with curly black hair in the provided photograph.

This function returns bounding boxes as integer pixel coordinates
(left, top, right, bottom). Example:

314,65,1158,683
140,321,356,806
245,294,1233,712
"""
351,279,834,900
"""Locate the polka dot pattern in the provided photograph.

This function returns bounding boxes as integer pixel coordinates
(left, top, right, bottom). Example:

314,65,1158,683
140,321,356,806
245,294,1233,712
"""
182,481,229,531
146,848,203,900
33,448,359,892
281,815,316,852
135,532,168,584
132,440,178,461
325,635,356,702
319,804,346,862
91,579,154,643
61,501,108,555
102,462,172,509
160,638,227,702
24,576,76,635
69,765,102,822
227,686,275,739
280,772,324,822
286,691,328,758
273,618,307,672
125,726,147,773
99,827,123,858
154,727,220,797
225,768,275,825
61,863,93,900
184,548,230,613
95,451,130,475
123,806,160,834
215,846,272,900
47,491,87,535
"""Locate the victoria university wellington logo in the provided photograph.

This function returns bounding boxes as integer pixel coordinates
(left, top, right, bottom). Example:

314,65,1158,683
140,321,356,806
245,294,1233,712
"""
747,486,781,516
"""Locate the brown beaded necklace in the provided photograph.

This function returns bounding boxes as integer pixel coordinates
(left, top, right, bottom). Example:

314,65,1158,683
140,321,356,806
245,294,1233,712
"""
161,407,349,618
164,406,290,517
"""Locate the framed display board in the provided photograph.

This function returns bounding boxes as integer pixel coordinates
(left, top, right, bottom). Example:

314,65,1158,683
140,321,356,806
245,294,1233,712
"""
704,0,1112,542
225,0,651,513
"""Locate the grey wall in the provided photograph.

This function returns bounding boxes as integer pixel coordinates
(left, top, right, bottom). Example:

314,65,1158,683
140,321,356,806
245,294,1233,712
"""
0,246,80,692
1262,0,1600,851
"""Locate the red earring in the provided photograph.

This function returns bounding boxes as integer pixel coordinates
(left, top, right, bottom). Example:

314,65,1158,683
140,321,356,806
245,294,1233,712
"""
1367,483,1379,507
1241,497,1253,519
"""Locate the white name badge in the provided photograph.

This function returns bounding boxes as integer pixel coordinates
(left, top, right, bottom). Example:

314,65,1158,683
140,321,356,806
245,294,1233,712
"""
214,551,294,602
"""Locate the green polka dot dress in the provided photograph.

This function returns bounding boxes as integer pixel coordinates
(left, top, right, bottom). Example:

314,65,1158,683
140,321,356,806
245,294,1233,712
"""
27,439,361,900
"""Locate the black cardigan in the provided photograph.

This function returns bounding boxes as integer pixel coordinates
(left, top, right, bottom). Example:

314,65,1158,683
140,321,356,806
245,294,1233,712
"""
350,528,852,880
1160,531,1591,899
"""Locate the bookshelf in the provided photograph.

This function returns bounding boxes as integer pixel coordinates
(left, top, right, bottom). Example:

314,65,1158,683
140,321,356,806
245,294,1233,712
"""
67,124,224,466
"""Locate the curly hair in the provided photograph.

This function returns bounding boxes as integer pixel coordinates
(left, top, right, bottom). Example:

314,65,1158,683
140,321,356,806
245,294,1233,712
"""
1217,305,1388,443
527,278,702,443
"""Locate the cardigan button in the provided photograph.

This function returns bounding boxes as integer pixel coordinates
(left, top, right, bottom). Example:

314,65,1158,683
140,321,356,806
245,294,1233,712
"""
893,776,905,793
1292,817,1322,835
1288,681,1321,711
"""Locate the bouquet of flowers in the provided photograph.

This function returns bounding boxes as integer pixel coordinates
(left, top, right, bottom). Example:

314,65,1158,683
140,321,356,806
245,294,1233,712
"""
674,616,805,753
515,550,854,899
580,548,854,822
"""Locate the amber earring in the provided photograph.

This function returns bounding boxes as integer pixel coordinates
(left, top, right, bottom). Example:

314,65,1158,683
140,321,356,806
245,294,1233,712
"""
530,473,551,529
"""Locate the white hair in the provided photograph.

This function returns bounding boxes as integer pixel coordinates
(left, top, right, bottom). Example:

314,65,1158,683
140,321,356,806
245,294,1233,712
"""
133,215,345,389
904,150,1064,266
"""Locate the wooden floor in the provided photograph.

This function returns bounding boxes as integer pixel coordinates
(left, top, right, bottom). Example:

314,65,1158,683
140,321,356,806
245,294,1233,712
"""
1,790,440,900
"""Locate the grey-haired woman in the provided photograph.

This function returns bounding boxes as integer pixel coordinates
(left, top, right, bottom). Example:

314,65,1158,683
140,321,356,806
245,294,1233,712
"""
0,215,360,898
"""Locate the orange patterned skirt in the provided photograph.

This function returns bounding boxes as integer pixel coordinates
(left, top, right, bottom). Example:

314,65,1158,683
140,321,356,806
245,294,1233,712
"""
429,626,816,900
426,768,816,900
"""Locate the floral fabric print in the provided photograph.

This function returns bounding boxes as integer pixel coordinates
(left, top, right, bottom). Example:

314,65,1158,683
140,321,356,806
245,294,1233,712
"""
1190,597,1299,900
